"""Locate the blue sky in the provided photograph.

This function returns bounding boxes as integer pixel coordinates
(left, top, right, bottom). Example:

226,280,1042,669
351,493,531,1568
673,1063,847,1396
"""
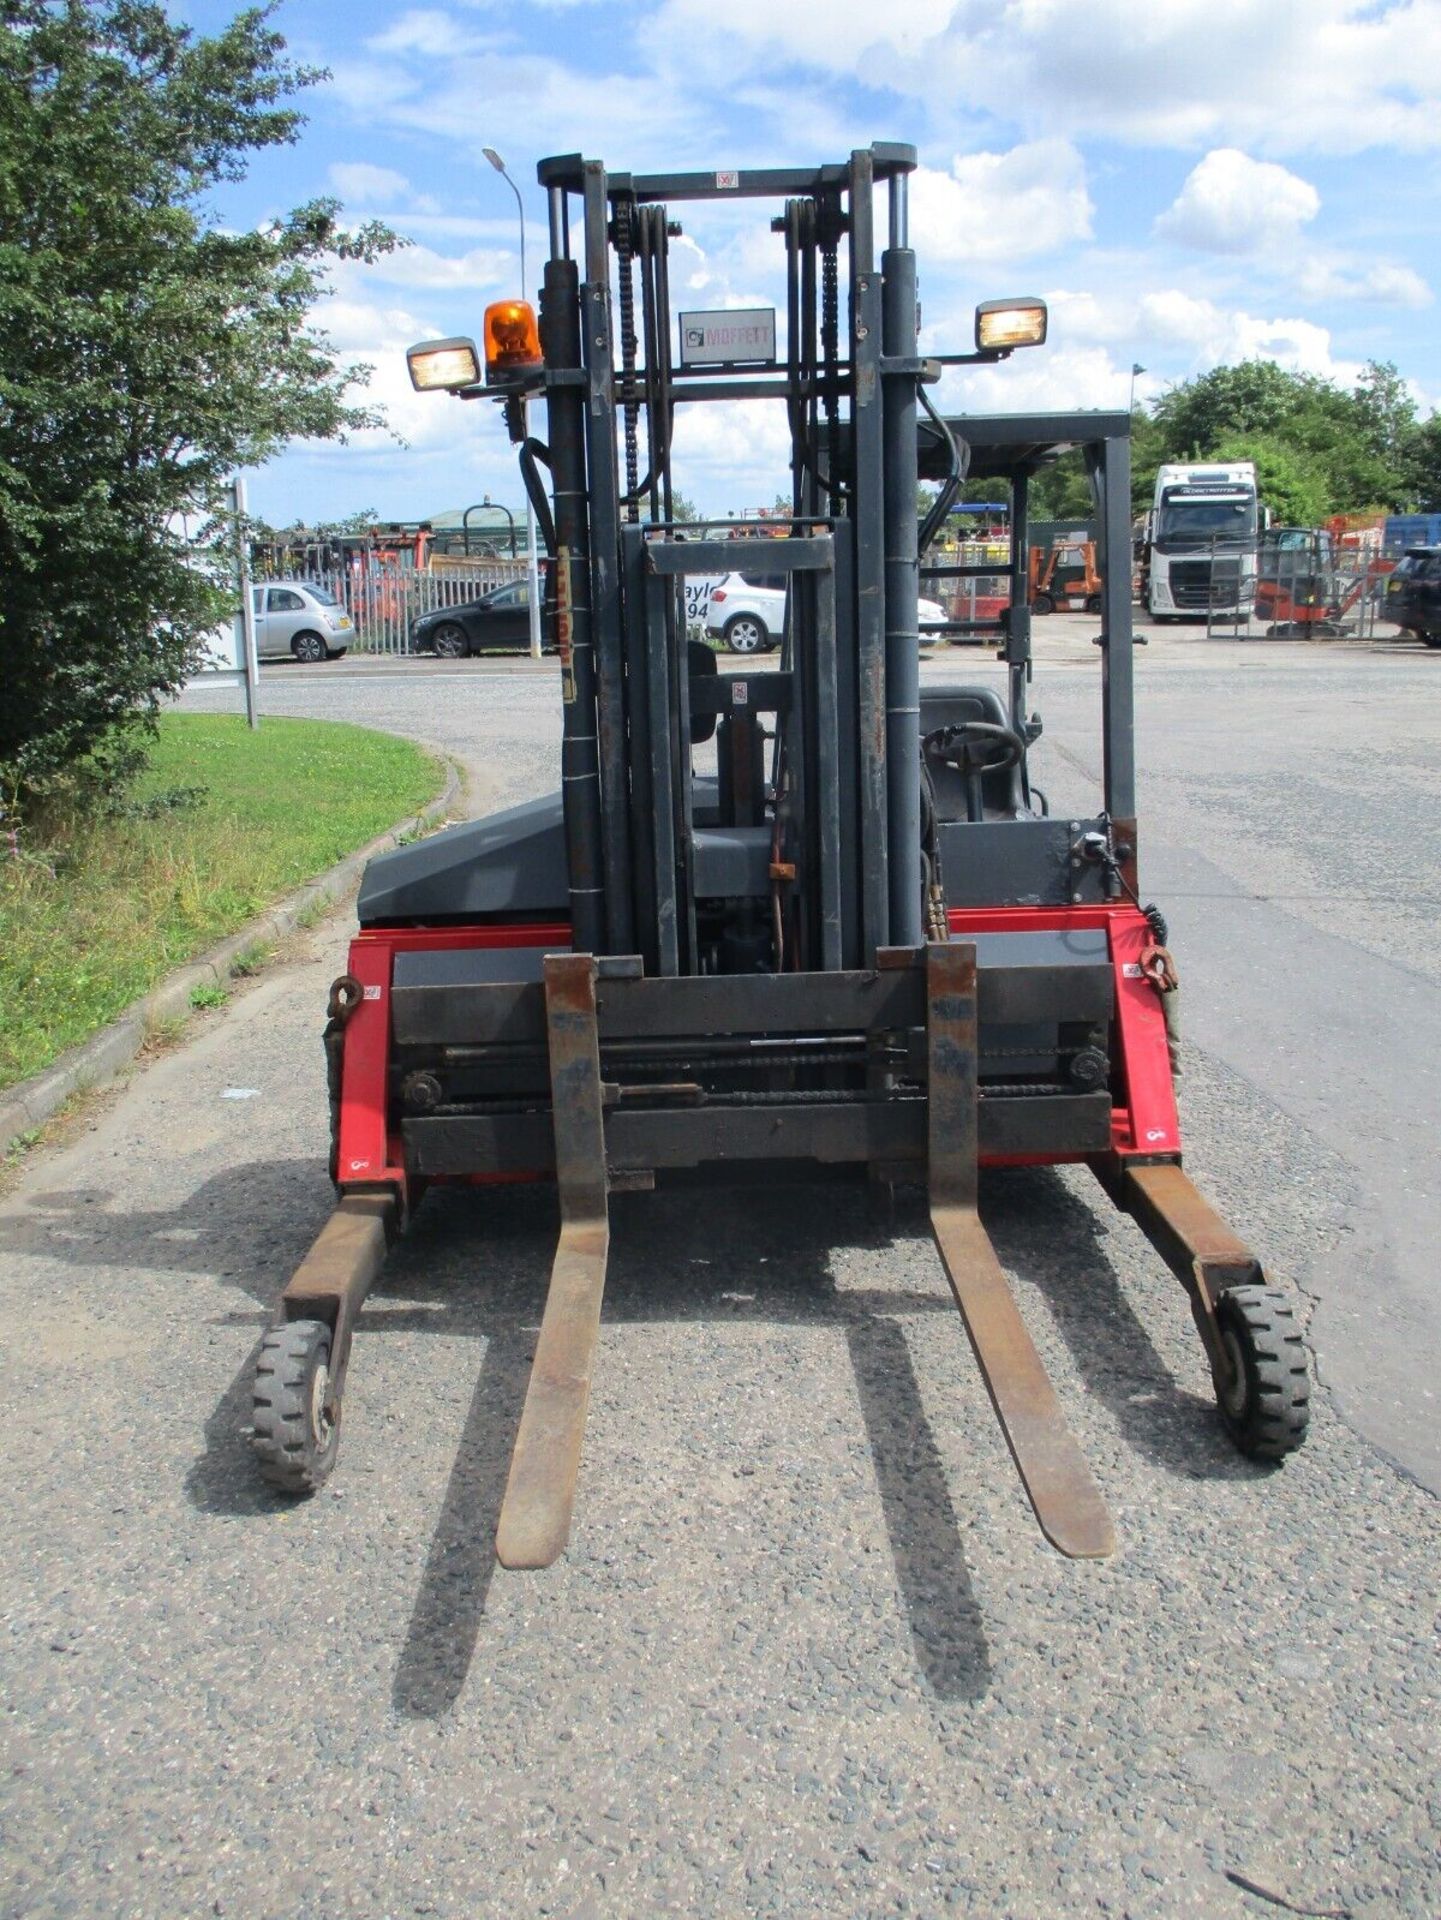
179,0,1441,528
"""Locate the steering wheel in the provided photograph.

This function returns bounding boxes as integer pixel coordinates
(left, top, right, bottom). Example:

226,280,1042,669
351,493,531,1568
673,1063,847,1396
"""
924,720,1026,776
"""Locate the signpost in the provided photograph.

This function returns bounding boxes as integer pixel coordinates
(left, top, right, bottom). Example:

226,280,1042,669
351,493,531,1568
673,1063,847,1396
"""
232,476,261,728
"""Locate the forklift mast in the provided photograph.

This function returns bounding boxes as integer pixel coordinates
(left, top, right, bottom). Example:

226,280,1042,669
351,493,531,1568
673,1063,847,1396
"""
525,145,931,971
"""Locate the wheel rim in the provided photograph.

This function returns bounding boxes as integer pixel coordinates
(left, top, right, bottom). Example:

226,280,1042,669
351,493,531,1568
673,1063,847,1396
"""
294,635,325,662
728,619,764,653
308,1356,335,1450
1219,1327,1249,1418
434,625,466,657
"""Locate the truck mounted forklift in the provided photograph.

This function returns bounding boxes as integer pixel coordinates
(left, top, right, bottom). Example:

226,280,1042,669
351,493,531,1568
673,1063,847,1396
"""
250,146,1311,1567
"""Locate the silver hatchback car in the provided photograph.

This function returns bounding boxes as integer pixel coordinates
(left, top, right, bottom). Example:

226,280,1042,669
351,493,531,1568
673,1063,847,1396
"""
249,580,353,661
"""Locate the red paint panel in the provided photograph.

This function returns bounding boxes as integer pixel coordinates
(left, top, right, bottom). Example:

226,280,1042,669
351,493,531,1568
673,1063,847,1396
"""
1107,913,1181,1156
335,937,400,1186
947,903,1182,1162
335,922,572,1193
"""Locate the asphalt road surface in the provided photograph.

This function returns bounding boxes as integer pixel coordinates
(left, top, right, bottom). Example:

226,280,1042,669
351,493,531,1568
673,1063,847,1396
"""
1,621,1436,1920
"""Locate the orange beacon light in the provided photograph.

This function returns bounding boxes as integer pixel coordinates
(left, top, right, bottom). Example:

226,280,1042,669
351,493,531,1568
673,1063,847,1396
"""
483,299,543,381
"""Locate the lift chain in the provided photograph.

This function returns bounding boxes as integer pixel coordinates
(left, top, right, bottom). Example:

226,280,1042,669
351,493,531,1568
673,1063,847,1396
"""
614,199,641,522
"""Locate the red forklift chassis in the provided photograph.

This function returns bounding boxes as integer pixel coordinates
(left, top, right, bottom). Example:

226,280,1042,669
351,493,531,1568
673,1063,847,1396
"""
250,147,1310,1567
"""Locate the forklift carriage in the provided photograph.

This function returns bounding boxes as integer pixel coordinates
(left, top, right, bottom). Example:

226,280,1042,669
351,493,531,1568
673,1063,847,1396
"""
251,146,1310,1565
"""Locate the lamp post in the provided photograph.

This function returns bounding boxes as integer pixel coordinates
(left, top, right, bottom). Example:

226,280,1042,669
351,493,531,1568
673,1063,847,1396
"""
1129,362,1146,415
485,146,543,659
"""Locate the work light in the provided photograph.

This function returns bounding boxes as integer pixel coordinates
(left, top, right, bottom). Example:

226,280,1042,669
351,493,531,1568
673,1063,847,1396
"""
406,337,482,393
975,298,1048,352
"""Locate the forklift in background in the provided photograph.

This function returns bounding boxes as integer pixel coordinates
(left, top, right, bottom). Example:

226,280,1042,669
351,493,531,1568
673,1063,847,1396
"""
1029,536,1103,614
248,146,1311,1578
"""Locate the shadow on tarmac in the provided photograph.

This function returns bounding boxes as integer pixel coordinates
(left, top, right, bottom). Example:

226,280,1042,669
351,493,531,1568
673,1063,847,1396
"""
2,1162,1260,1715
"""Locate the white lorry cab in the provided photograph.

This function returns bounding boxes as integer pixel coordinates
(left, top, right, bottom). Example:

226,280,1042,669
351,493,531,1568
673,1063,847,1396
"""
1146,461,1259,619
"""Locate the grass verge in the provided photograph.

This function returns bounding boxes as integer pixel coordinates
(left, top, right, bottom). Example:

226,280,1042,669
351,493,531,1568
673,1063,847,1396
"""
1,713,446,1089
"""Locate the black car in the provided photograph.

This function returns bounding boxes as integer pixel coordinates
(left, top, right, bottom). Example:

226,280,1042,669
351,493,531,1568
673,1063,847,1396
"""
1384,546,1441,647
410,580,544,657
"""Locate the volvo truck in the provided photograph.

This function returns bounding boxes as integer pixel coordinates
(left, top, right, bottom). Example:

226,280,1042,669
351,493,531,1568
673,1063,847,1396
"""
1145,461,1259,619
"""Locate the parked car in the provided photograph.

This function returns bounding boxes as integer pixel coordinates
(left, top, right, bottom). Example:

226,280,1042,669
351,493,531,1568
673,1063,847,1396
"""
410,580,542,657
704,570,948,652
1384,546,1441,646
249,580,352,661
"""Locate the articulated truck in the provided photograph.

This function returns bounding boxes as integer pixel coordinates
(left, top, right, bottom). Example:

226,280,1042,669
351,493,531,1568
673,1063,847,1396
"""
1145,461,1259,619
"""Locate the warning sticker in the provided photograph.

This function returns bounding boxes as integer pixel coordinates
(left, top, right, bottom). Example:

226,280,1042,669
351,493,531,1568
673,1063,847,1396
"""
555,545,575,703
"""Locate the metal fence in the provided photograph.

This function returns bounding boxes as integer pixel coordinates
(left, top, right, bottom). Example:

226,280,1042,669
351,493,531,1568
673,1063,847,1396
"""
254,557,531,654
1250,543,1395,642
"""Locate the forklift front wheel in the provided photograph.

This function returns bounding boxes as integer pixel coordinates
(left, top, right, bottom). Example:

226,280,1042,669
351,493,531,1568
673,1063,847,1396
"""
1213,1285,1310,1461
1032,592,1054,616
252,1318,341,1495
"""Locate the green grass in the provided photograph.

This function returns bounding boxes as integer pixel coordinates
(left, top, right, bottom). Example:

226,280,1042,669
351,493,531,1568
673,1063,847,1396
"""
1,714,446,1089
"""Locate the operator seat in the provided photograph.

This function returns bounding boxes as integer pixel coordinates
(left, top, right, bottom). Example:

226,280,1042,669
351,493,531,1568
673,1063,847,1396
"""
920,685,1030,822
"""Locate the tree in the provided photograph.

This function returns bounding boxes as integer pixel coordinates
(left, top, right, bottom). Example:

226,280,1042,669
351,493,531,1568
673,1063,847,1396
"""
1353,360,1417,468
1212,435,1330,528
0,2,400,807
1137,358,1419,520
1404,415,1441,512
1027,457,1096,523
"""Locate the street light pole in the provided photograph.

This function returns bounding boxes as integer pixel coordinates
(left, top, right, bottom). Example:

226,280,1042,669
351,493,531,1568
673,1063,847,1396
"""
485,146,543,661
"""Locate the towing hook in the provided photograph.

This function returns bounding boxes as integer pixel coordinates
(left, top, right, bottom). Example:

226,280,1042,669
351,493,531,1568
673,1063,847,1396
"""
1139,943,1179,993
327,973,364,1025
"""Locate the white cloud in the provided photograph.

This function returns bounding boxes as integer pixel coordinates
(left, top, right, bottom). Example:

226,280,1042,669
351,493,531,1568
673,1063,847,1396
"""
366,10,481,58
1155,149,1319,253
962,281,1370,389
1134,289,1363,384
1294,257,1433,308
936,344,1136,419
911,141,1093,263
327,162,414,208
649,0,1441,157
655,0,957,75
335,48,700,171
669,399,794,509
344,243,513,292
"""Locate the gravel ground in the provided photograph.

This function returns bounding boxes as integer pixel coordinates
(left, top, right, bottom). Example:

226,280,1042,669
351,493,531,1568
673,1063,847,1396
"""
1,630,1436,1920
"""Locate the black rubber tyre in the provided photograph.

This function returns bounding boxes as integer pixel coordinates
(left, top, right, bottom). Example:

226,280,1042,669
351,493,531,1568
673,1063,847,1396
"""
1084,593,1102,615
291,630,328,664
1031,592,1054,616
1214,1285,1310,1460
431,621,470,659
252,1318,340,1494
723,612,770,654
1423,634,1441,649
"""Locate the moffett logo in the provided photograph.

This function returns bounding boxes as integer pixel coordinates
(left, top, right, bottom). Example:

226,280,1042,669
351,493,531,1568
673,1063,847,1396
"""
677,307,777,367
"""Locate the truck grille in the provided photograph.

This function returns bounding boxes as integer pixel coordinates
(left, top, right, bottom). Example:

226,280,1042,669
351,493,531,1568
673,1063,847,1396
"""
1170,558,1245,610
